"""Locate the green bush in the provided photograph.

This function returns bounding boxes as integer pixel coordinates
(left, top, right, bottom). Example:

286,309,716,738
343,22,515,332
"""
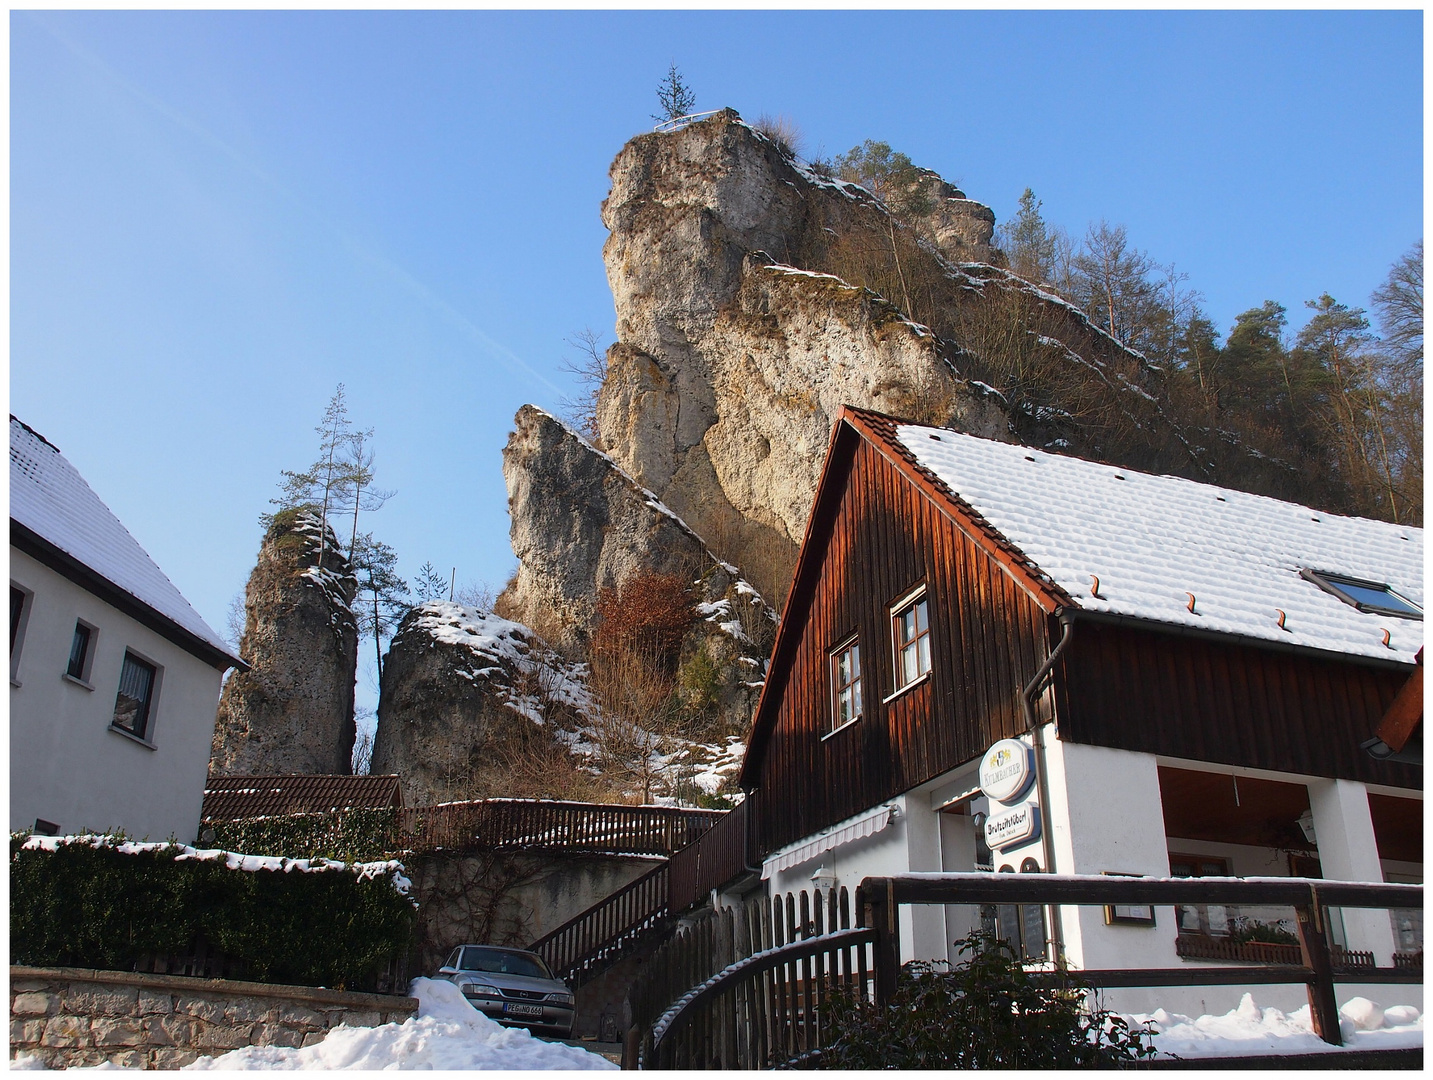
11,836,415,991
205,807,404,862
808,931,1157,1069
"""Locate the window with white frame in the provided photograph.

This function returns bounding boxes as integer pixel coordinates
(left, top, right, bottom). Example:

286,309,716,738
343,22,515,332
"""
112,651,158,741
830,637,862,731
892,591,931,689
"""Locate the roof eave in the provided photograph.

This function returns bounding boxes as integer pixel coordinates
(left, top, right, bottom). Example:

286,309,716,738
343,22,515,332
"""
11,519,247,673
1063,606,1420,673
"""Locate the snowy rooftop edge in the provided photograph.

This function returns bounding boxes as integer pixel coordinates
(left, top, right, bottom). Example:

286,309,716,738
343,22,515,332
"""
10,418,237,661
895,424,1422,665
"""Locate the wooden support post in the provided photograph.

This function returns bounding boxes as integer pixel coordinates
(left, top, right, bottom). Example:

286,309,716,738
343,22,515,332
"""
864,879,900,1006
621,1025,641,1070
1295,891,1342,1046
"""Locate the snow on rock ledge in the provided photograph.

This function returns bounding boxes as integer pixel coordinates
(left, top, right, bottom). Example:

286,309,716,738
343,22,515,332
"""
371,601,593,806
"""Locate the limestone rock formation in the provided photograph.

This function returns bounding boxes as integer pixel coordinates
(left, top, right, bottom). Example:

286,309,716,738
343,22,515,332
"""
595,111,1012,601
371,602,591,806
592,110,1290,603
495,404,774,746
905,168,998,265
499,404,743,655
210,509,359,776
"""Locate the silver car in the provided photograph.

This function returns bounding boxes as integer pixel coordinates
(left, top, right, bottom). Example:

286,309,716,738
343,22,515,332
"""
438,944,576,1038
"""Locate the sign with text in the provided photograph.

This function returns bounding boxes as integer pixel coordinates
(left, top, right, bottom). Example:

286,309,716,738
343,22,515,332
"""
984,802,1041,852
978,738,1034,804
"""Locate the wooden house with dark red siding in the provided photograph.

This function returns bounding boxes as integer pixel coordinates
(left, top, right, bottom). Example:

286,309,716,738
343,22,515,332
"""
736,406,1422,1016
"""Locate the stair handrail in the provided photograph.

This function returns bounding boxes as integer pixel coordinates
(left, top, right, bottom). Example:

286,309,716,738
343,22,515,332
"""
530,861,672,985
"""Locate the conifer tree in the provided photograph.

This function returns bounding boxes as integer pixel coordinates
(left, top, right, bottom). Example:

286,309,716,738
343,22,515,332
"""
352,533,408,679
414,561,452,603
653,64,696,124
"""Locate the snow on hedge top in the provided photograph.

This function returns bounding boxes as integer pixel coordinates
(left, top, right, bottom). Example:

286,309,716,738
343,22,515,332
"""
897,424,1423,664
20,834,413,897
10,417,236,661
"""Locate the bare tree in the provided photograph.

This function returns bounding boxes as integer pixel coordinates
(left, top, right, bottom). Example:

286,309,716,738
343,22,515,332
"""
557,328,608,440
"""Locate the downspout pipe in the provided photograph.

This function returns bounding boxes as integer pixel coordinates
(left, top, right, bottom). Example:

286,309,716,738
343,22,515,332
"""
1021,609,1078,966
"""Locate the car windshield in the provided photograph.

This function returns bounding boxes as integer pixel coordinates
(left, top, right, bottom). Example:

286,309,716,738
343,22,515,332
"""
458,946,552,979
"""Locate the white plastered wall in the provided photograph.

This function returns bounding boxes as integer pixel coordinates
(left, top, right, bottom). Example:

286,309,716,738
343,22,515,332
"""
10,549,225,842
1040,735,1180,973
1307,777,1399,965
763,791,949,964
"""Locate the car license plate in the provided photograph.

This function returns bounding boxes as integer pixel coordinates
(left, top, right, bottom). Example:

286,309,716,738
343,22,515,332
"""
503,1003,543,1017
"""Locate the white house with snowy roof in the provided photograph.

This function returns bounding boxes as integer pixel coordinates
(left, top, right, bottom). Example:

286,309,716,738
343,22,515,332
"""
735,405,1422,1015
10,417,245,841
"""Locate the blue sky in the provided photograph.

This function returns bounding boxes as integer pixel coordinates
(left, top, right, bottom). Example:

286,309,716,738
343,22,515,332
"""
11,10,1422,704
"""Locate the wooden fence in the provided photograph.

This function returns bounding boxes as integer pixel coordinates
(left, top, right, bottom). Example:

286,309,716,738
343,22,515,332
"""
628,874,1423,1067
669,802,749,914
529,862,673,987
860,873,1423,1049
397,798,720,857
1175,932,1374,969
630,886,873,1069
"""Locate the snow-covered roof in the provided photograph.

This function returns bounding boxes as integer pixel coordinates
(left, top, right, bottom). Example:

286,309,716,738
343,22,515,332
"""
895,423,1422,665
10,417,238,664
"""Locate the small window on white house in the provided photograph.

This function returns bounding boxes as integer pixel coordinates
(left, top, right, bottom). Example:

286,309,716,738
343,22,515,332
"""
11,586,26,654
66,621,96,683
112,651,158,741
831,638,862,731
1304,570,1422,620
11,583,34,684
893,593,932,689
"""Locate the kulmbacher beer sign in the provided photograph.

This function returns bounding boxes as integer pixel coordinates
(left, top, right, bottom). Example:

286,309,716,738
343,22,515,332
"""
978,738,1034,804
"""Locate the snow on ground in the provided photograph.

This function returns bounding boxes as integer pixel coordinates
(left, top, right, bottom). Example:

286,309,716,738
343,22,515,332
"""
407,601,596,724
1120,993,1422,1059
689,736,747,797
11,986,1420,1068
179,979,616,1071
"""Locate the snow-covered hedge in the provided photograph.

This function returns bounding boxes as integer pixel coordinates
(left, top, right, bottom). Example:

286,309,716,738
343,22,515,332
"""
11,834,415,991
206,806,405,863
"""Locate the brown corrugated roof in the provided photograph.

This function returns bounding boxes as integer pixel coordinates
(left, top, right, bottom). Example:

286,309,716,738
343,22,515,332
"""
201,775,404,821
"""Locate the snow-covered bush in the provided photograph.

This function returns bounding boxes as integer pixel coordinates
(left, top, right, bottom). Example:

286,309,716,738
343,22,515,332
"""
11,834,414,991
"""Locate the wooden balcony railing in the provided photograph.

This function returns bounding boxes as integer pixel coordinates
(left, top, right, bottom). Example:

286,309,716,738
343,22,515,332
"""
1176,933,1375,971
669,802,750,914
397,798,721,857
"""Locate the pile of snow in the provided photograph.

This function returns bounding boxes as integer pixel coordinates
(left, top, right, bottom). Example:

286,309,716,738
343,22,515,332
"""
14,980,616,1071
1122,993,1422,1059
184,978,616,1071
20,835,412,898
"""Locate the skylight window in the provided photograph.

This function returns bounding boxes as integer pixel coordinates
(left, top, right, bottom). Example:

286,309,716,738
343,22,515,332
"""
1303,571,1422,620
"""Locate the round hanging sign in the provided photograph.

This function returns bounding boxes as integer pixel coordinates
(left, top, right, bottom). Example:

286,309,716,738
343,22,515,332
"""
978,738,1034,804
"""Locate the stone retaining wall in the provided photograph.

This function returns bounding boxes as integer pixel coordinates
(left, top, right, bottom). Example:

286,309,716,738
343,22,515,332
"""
10,966,418,1069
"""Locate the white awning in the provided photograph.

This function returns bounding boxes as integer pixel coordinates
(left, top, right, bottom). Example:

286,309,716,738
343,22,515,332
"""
761,804,898,879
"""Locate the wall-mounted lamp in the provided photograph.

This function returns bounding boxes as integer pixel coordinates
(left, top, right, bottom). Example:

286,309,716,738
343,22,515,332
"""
1296,810,1317,845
